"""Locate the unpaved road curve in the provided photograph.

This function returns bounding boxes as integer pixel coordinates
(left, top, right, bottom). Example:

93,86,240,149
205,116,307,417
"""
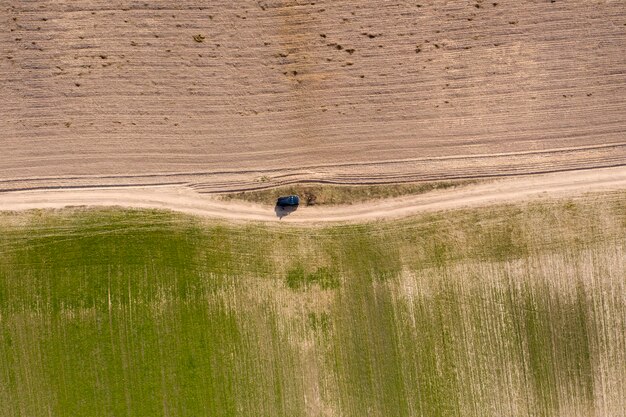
1,167,626,224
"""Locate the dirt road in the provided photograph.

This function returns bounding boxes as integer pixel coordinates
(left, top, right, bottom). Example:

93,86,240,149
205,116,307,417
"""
1,166,625,223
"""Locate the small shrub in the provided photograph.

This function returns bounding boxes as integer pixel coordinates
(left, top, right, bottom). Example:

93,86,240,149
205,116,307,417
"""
304,191,317,206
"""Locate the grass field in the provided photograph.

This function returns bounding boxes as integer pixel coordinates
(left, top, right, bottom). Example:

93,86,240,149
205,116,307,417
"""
0,194,625,417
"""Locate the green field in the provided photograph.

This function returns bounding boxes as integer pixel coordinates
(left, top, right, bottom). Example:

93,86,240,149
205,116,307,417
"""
1,194,625,417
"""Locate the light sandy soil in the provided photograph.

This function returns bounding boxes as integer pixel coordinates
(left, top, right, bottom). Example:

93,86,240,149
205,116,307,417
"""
2,166,626,223
1,1,625,193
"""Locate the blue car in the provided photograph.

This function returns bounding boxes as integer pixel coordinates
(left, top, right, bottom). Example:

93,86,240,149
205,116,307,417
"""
276,195,300,207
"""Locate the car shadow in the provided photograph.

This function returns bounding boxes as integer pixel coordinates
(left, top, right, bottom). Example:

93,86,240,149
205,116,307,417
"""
274,205,298,219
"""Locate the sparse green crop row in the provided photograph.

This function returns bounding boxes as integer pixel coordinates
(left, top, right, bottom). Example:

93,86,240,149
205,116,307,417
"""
0,193,625,417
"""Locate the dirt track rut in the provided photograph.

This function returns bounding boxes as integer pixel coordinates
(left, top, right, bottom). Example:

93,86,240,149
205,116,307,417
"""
1,166,626,223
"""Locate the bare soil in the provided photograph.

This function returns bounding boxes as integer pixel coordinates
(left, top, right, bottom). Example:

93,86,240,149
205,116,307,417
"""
1,1,625,192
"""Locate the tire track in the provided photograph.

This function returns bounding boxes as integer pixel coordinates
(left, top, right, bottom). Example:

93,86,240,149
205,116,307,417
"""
1,143,626,193
1,166,626,224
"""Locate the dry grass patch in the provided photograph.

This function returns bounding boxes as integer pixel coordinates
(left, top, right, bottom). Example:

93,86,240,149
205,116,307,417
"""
219,180,480,206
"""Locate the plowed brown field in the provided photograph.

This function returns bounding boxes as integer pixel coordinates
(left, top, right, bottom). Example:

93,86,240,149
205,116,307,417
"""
1,0,625,192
